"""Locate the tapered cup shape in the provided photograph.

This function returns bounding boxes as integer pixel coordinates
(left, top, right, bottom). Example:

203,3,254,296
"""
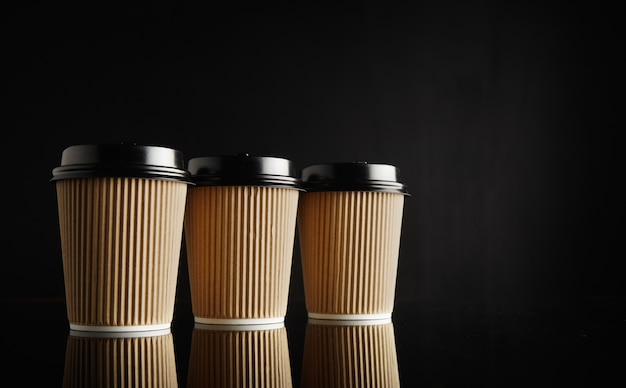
52,144,191,332
184,154,301,325
298,162,409,320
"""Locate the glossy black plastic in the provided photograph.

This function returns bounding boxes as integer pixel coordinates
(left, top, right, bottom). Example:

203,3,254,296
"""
301,162,409,195
187,153,301,189
50,143,192,183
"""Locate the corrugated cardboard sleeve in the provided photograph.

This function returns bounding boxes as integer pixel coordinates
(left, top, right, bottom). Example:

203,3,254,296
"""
56,177,188,329
185,186,299,322
298,191,405,318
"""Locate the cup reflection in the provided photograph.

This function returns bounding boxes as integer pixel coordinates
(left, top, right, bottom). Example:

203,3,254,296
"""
187,322,292,388
301,319,400,388
63,329,178,387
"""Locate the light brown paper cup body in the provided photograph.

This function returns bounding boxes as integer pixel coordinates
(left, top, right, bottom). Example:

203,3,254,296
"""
63,331,178,387
298,191,405,320
185,185,299,324
56,177,188,332
301,319,400,388
187,323,292,387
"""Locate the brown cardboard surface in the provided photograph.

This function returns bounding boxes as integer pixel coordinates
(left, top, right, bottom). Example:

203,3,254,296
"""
56,177,188,328
298,191,405,317
185,186,299,321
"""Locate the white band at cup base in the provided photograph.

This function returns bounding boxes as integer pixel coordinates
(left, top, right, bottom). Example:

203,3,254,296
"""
69,323,171,334
69,328,171,338
194,316,285,326
194,321,285,331
307,312,392,322
308,317,392,326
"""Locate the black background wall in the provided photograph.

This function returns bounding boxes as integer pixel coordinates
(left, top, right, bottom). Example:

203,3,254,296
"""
2,2,622,313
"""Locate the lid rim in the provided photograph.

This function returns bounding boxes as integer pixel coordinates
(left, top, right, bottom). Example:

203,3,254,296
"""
302,185,410,195
190,182,304,190
187,154,301,189
300,162,409,195
50,172,193,183
50,144,192,183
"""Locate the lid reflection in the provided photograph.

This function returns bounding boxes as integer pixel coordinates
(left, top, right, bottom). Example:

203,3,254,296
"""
188,322,292,387
63,330,178,387
301,319,400,388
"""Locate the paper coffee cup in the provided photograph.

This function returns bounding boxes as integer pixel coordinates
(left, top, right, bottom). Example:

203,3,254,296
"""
298,162,409,320
63,330,178,387
51,144,192,332
301,319,400,388
184,154,301,325
187,322,292,387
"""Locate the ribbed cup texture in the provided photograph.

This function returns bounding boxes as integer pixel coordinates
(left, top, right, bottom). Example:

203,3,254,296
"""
187,326,292,387
184,186,299,321
63,333,178,387
55,177,188,328
301,322,400,388
298,192,405,316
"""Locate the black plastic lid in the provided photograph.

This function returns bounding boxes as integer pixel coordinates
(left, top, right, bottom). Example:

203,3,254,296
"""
50,143,192,183
187,153,301,189
301,162,409,195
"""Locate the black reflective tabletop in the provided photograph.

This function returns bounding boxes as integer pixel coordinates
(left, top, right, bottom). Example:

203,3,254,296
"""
1,297,624,387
